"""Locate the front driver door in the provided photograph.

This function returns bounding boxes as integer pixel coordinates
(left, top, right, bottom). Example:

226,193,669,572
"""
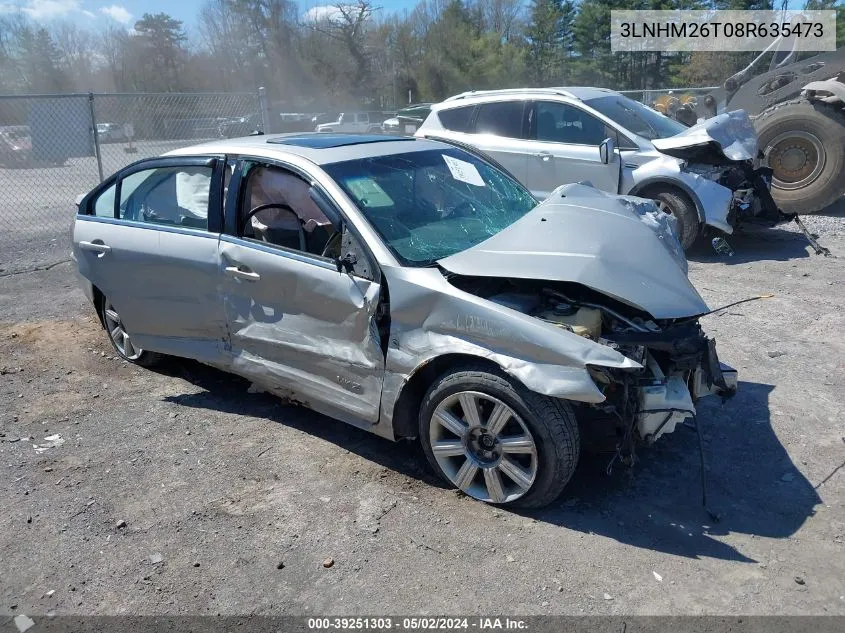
220,159,385,426
526,100,621,198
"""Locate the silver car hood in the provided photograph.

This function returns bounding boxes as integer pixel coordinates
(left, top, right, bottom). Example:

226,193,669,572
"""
651,109,757,162
437,184,709,319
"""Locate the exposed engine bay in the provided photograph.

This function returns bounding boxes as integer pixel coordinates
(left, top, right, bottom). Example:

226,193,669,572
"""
447,274,738,460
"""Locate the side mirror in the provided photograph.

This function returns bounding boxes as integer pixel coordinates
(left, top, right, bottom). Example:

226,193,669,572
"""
242,203,306,251
599,137,617,164
336,250,357,274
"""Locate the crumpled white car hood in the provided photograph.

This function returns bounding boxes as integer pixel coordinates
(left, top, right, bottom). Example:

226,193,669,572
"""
651,109,758,162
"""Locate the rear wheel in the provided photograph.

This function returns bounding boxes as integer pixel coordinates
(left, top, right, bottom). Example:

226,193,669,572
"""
419,364,580,508
644,187,700,250
756,99,845,214
99,297,161,367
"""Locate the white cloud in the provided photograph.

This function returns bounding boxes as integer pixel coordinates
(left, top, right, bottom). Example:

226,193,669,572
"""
99,4,131,24
0,0,97,20
22,0,81,20
303,5,344,23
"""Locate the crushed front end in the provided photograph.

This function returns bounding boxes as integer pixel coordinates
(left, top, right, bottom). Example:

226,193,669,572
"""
471,284,738,456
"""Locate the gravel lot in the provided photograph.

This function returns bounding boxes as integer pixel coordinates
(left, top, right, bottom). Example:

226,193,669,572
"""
1,206,843,617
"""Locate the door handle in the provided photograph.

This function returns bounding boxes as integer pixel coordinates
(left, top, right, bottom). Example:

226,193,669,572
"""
78,241,111,255
535,152,553,162
224,266,260,282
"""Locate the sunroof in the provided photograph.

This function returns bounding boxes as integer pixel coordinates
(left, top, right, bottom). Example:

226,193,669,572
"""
267,134,415,149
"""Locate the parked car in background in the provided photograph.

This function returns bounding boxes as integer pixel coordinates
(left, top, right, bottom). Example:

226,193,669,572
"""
0,125,33,166
316,111,390,133
382,103,432,135
71,132,736,508
219,114,263,138
311,112,339,128
417,87,785,249
279,113,312,133
95,122,128,143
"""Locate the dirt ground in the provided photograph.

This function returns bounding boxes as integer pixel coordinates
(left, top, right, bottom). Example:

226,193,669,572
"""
1,216,844,617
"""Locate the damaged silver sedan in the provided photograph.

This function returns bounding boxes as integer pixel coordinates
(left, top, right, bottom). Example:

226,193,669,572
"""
72,134,737,508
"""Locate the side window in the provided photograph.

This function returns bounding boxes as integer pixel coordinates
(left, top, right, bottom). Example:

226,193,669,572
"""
119,166,212,229
437,106,474,132
473,101,526,138
93,183,116,217
239,163,336,258
534,101,608,146
616,133,638,150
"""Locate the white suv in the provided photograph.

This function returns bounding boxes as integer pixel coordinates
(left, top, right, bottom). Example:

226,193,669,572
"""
417,87,782,249
316,111,386,134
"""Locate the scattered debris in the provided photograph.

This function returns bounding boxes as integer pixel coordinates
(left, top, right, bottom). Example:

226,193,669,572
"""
603,593,613,600
43,590,55,598
506,554,516,563
193,562,200,567
276,561,285,570
33,434,64,454
115,520,127,529
319,496,331,503
653,571,663,582
794,576,806,585
767,350,787,358
14,615,35,633
149,553,163,565
322,557,334,568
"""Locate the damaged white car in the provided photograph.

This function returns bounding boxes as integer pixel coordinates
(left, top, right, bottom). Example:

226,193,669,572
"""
72,134,736,508
416,88,791,250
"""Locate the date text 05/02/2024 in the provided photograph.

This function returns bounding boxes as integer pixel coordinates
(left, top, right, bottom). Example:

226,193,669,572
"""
307,617,529,630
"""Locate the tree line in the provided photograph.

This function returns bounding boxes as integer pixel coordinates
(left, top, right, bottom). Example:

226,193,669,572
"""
0,0,842,109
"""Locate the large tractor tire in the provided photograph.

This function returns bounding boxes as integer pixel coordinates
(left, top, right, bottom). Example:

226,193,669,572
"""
755,98,845,214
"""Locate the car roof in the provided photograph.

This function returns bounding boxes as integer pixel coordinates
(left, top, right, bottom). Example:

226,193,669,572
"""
440,86,620,106
165,133,452,165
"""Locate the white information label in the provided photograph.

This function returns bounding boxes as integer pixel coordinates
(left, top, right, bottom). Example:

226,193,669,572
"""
442,155,485,187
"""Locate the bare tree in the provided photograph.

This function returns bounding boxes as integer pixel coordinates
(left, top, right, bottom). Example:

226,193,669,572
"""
310,2,381,100
51,22,95,91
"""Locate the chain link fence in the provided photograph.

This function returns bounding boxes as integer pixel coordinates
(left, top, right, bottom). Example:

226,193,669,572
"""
0,91,261,274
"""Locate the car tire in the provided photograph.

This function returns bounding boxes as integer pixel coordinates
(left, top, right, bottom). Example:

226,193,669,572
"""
755,98,845,214
419,364,580,508
646,188,700,250
99,297,162,367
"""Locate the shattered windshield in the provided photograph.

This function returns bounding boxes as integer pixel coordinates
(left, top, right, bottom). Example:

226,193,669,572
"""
586,95,687,141
324,148,537,266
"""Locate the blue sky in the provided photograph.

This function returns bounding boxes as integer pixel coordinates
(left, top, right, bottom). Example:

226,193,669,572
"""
0,0,421,31
1,0,810,33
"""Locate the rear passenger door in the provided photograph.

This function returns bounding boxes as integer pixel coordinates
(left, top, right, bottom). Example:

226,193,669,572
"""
465,100,532,185
73,155,229,362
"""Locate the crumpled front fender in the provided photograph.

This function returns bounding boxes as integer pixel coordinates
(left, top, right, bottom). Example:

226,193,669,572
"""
628,156,734,234
377,266,642,437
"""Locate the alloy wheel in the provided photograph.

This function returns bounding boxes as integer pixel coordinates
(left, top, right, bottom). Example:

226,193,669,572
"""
429,391,538,504
103,301,143,360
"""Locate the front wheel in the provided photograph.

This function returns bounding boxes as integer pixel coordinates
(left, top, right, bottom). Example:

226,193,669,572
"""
646,188,701,250
99,297,161,367
419,365,580,508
